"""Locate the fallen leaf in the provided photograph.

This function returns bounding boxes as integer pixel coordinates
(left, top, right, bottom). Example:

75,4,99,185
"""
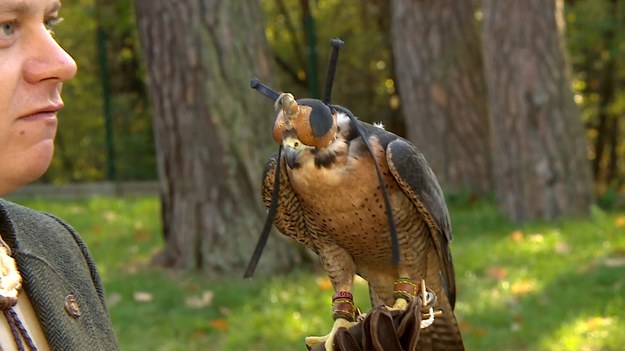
458,319,488,336
604,257,625,267
133,230,151,242
191,330,208,339
510,230,524,242
511,280,536,295
487,266,508,281
555,241,571,254
103,211,117,222
133,291,153,302
185,291,214,309
209,318,229,331
528,233,544,243
615,216,625,228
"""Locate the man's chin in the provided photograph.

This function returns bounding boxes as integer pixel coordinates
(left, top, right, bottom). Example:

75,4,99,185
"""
0,141,54,195
19,143,54,185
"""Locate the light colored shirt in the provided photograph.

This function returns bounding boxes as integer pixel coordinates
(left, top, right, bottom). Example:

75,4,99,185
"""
0,292,50,351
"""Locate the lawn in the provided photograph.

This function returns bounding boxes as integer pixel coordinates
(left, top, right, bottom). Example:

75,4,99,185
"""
11,195,625,351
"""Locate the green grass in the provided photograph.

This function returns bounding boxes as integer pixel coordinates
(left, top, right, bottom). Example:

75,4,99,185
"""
10,195,625,350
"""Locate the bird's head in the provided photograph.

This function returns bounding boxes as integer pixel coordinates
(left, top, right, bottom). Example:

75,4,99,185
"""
271,93,340,168
249,38,346,170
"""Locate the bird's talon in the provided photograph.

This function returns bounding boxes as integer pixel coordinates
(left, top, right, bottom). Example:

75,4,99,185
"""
356,311,366,322
386,297,409,311
304,318,356,351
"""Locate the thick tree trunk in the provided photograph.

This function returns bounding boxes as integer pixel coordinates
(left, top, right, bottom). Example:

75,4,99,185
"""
134,0,306,275
482,0,594,221
390,0,491,194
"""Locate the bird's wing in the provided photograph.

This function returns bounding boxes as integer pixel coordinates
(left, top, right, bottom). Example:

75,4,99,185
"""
263,151,318,253
385,138,456,308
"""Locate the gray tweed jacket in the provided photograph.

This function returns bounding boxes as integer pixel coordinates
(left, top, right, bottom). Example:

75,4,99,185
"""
0,199,119,350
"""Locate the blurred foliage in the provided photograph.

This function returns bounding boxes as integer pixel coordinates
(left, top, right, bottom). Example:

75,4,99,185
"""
44,0,155,183
44,0,104,182
263,0,405,134
46,0,624,205
566,0,625,196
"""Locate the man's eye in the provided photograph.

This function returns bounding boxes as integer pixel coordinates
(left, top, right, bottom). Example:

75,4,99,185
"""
44,17,63,32
1,21,16,37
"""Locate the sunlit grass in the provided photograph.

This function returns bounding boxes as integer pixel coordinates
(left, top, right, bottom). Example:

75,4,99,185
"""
9,195,625,350
544,314,625,351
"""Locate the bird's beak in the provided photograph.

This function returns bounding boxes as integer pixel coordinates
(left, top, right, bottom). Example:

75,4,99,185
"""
282,137,301,168
283,144,299,168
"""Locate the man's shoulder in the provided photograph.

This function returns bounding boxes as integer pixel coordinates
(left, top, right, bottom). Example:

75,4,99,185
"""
0,198,79,251
0,198,46,217
0,198,67,230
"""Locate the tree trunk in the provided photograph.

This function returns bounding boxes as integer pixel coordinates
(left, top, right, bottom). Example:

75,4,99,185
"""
482,0,594,221
134,0,306,275
390,0,491,194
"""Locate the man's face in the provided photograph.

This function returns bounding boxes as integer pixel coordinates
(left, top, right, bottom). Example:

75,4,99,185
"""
0,0,76,195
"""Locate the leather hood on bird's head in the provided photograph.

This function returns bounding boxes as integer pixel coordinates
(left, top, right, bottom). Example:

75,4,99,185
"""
272,97,338,149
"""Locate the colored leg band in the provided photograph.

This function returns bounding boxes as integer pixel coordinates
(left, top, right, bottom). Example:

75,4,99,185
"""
393,278,418,301
332,291,355,322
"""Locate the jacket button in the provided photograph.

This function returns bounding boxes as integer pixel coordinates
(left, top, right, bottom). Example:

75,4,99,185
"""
64,294,81,319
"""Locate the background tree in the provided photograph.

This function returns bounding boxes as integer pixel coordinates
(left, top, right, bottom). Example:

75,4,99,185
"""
390,0,491,194
134,0,305,274
50,0,624,217
482,0,594,221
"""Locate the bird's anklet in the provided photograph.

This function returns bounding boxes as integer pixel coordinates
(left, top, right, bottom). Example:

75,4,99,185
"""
393,277,418,301
332,291,355,322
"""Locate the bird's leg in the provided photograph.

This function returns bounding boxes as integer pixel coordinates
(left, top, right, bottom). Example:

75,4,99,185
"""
387,278,441,330
388,278,438,310
387,277,419,311
305,248,357,351
305,291,358,350
387,244,428,311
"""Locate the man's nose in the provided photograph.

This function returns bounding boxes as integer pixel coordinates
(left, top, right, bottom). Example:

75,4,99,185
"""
23,25,77,84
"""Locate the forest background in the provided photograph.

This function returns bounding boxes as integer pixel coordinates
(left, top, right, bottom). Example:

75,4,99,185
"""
50,0,624,200
15,1,625,349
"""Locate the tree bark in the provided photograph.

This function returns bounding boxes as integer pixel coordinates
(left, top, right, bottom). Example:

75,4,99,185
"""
390,0,491,194
482,0,594,221
134,0,306,274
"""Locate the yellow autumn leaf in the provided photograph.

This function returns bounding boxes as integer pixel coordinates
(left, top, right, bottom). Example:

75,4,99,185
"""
510,230,524,242
317,277,333,291
511,280,536,295
614,216,625,228
581,316,613,332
